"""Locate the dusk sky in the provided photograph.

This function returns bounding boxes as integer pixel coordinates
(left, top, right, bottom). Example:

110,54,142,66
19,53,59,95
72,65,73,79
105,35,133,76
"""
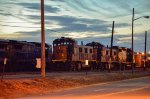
0,0,150,52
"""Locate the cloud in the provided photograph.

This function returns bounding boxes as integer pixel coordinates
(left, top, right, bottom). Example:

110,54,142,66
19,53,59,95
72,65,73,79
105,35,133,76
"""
50,0,65,2
109,23,131,28
25,14,110,32
0,33,33,40
16,30,40,36
17,2,60,13
0,13,11,16
115,31,150,51
8,14,132,43
0,24,39,28
0,0,150,52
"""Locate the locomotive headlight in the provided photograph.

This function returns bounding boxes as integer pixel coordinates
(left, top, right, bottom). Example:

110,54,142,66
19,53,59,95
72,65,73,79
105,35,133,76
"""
141,52,145,55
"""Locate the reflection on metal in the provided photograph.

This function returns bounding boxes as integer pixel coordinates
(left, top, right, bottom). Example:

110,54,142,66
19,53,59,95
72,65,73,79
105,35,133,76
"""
85,60,89,65
4,58,7,65
36,58,41,69
1,58,7,80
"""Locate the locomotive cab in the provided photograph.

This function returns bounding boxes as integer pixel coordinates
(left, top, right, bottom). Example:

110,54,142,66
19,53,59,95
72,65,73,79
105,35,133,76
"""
52,37,95,71
52,37,77,61
52,37,77,70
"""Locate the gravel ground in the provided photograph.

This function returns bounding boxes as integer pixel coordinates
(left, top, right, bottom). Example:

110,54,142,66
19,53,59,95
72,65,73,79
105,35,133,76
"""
0,71,150,99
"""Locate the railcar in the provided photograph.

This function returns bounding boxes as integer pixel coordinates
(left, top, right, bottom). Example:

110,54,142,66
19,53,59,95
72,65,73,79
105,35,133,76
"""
51,37,141,71
86,42,108,70
108,46,127,70
135,52,150,70
30,42,52,61
30,42,52,69
6,40,36,72
0,40,36,72
1,37,149,72
52,37,95,71
0,40,53,72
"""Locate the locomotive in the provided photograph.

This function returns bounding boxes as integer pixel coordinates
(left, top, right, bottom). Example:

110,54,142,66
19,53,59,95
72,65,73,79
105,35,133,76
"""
0,39,52,72
51,37,145,71
0,37,149,72
51,37,96,71
51,37,130,71
30,42,52,66
0,40,35,72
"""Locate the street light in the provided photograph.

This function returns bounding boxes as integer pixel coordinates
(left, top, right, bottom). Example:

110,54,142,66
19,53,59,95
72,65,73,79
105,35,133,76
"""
131,8,149,74
134,16,150,21
41,0,45,78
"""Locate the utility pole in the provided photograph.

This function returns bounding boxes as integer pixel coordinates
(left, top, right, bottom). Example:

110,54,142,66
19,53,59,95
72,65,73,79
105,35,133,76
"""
41,0,45,78
131,8,134,74
144,31,147,71
109,21,115,72
110,21,114,57
131,8,149,73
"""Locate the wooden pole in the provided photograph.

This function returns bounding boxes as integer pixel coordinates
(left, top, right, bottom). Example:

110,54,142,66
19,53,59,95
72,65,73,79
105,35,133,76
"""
41,0,45,78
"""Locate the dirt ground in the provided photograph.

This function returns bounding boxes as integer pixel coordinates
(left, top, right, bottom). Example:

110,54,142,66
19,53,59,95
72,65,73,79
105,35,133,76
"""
0,71,150,99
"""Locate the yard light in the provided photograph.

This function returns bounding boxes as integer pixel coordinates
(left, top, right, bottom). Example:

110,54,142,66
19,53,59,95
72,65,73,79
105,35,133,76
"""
131,8,149,74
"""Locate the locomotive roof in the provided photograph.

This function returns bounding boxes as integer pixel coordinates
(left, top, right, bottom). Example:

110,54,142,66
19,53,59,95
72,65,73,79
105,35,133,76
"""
112,46,119,49
53,37,77,44
127,48,132,51
9,40,35,46
0,39,9,43
86,42,105,47
77,45,93,48
121,47,127,50
30,42,51,48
